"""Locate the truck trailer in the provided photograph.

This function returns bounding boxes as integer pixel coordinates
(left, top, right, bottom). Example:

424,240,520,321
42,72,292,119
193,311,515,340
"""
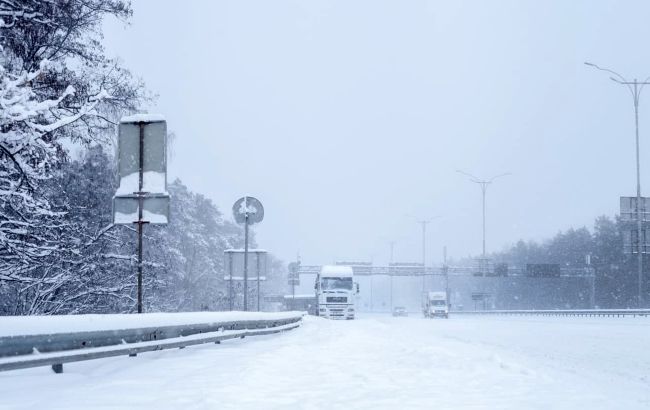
422,291,449,318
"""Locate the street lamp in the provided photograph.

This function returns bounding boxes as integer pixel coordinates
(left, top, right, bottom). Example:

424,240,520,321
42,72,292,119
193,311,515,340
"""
457,170,510,270
389,240,395,311
406,215,441,291
585,61,650,307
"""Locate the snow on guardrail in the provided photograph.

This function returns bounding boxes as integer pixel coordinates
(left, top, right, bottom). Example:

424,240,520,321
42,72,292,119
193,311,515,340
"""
0,311,303,337
0,311,304,373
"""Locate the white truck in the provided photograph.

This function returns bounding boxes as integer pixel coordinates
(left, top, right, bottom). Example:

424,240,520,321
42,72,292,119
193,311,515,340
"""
422,291,449,318
315,265,358,320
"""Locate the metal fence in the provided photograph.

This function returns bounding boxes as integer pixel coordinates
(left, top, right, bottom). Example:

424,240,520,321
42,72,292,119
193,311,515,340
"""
452,309,650,317
0,314,303,373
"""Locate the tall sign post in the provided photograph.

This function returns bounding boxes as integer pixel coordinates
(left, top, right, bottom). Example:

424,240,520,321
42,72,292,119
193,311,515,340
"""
621,196,650,305
586,62,650,307
288,259,301,309
227,250,234,310
443,245,450,308
113,114,169,314
224,249,267,311
456,170,510,276
232,196,264,311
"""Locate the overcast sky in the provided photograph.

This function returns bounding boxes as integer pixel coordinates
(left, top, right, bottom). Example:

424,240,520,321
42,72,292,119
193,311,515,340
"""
103,0,650,267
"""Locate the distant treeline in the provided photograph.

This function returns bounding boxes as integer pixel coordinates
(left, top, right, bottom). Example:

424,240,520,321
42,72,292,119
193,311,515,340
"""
488,216,645,308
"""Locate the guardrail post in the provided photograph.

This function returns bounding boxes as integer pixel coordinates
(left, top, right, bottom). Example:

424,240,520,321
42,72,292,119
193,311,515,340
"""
51,364,63,374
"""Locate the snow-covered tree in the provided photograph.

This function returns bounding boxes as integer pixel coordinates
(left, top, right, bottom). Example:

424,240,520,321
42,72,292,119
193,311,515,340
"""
0,0,145,302
2,147,134,314
0,1,283,315
144,180,246,312
489,216,646,308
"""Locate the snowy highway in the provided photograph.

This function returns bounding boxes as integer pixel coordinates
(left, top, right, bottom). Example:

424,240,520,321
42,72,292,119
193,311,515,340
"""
2,314,649,410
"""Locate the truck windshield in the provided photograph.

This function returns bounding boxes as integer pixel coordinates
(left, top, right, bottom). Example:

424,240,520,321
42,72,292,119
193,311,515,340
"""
431,300,446,306
321,277,353,290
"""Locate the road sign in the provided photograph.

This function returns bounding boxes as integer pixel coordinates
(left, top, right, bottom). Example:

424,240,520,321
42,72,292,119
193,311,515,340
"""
112,114,169,314
526,264,560,278
622,229,650,254
113,194,169,224
620,196,650,254
233,196,264,225
113,114,169,225
620,197,650,222
116,114,167,194
471,292,490,301
230,197,265,312
288,261,300,286
225,249,267,312
288,262,300,276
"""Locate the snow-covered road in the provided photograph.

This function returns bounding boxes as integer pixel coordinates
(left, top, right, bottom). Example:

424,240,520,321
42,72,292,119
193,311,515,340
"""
2,314,649,409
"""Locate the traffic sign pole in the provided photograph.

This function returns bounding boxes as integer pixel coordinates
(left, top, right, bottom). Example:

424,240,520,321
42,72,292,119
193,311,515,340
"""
228,251,233,311
243,209,249,311
232,196,264,312
136,122,145,314
257,252,261,311
287,260,300,310
113,115,168,314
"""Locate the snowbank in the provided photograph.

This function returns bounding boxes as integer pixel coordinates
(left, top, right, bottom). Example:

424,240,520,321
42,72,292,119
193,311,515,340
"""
120,113,165,123
0,311,303,337
321,265,353,277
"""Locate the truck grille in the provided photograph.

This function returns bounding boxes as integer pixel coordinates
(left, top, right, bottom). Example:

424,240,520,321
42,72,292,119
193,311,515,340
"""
328,307,345,317
326,297,347,303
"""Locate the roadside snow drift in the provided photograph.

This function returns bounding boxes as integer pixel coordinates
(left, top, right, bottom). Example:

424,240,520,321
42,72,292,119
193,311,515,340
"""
0,314,649,409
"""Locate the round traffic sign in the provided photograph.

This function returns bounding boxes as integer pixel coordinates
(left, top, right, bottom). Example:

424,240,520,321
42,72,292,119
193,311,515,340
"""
233,196,264,225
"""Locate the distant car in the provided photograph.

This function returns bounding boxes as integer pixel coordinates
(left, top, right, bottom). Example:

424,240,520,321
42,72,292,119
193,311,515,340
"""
392,306,408,317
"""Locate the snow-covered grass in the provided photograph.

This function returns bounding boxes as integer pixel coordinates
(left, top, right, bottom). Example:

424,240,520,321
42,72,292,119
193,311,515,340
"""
0,311,303,337
1,314,649,409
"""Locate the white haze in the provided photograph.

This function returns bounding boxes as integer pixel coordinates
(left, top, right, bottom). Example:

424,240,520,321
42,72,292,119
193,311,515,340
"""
103,0,650,266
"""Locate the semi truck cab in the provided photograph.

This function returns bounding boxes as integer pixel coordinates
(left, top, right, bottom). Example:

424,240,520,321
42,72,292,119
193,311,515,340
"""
316,265,358,320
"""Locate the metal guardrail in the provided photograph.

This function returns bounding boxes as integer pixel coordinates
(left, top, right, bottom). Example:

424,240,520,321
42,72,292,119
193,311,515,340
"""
0,314,303,373
452,309,650,317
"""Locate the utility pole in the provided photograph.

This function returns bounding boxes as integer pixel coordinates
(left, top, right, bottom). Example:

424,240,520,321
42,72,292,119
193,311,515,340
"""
406,215,440,292
416,219,431,292
457,170,510,273
389,241,395,311
585,62,649,307
443,245,449,305
293,252,300,304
